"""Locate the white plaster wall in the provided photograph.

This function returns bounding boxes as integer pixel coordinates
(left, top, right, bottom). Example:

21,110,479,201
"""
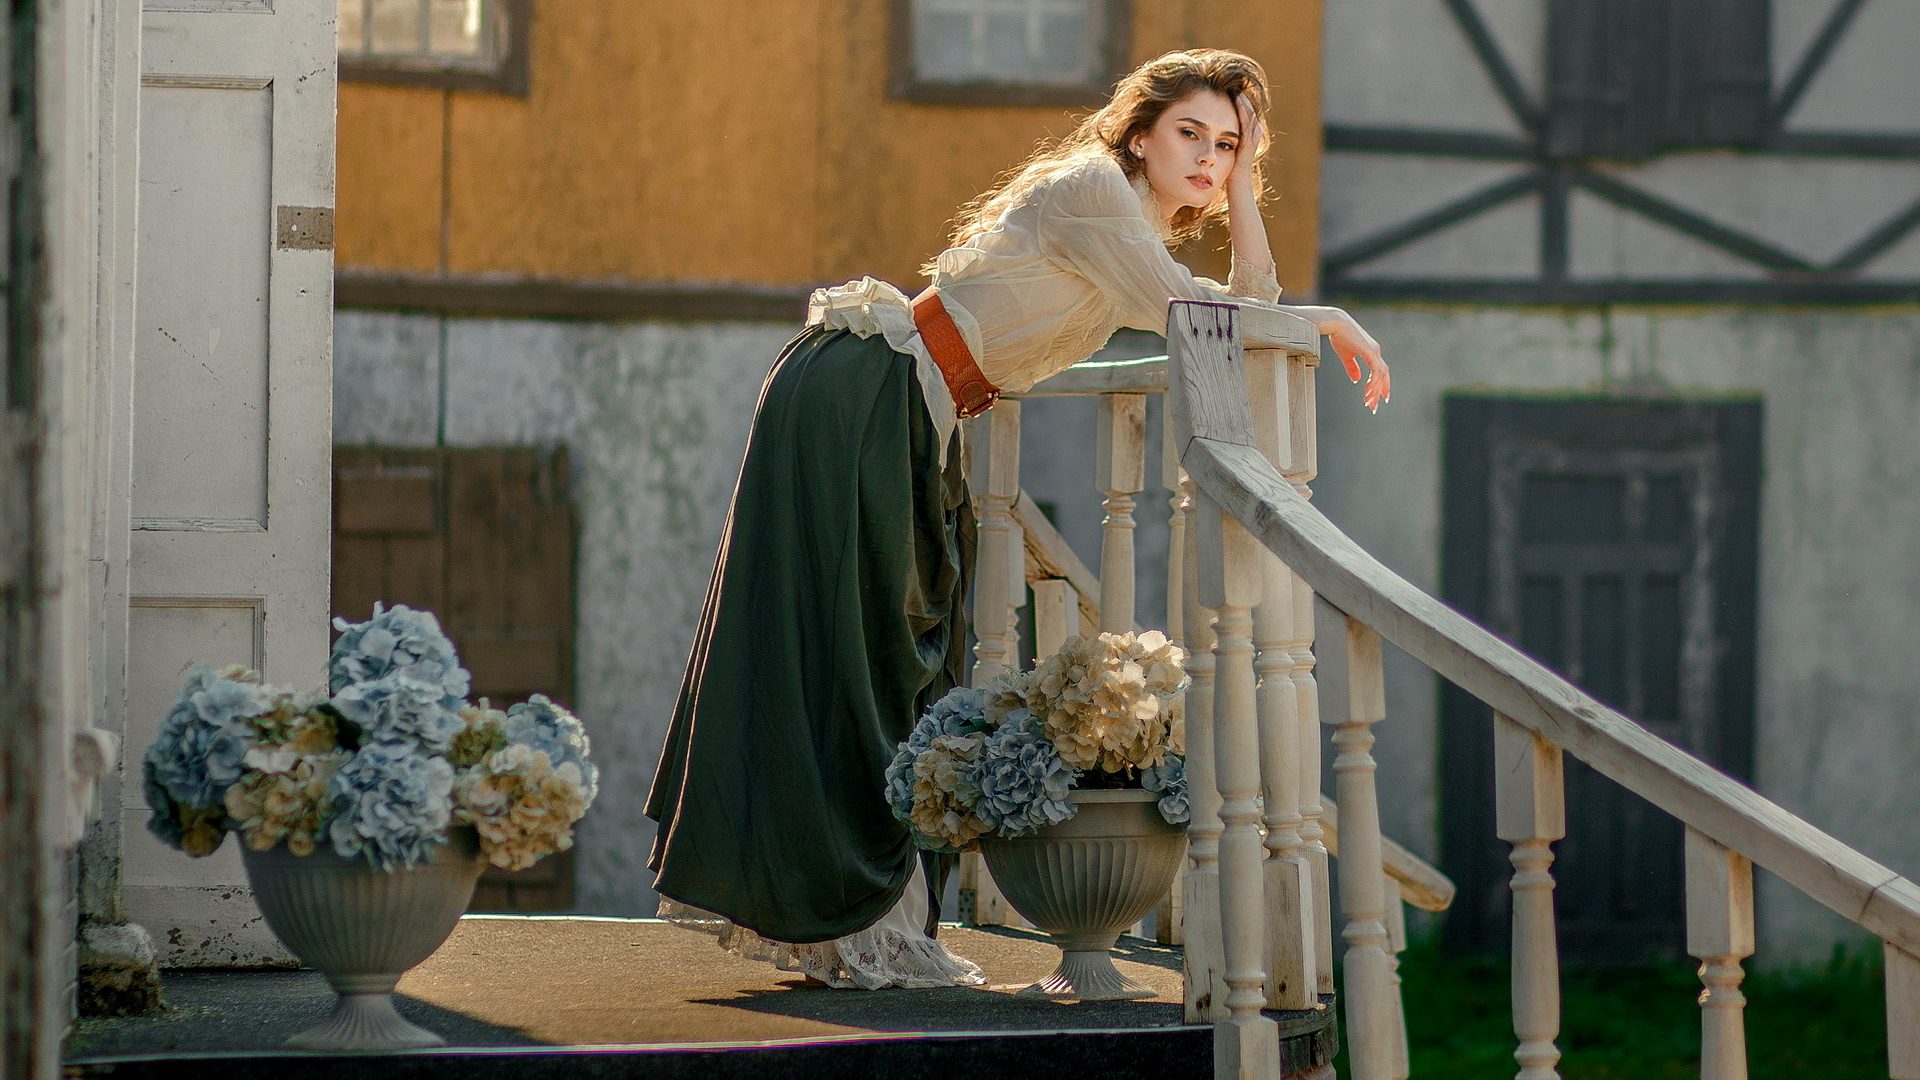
336,311,794,916
1310,303,1920,961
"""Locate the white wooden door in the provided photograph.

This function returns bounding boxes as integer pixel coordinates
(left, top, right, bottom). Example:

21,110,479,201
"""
123,0,335,967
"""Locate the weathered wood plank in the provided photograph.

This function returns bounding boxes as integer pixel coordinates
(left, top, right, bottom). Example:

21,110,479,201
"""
1013,356,1168,398
1179,434,1920,955
1013,490,1101,635
1168,301,1255,454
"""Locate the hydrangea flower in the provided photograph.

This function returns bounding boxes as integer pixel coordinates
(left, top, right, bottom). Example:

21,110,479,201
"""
502,695,598,801
143,758,226,857
971,715,1078,836
453,743,594,871
144,665,271,812
448,701,509,769
1142,753,1189,826
226,746,351,856
327,740,456,870
328,604,470,753
1026,631,1188,773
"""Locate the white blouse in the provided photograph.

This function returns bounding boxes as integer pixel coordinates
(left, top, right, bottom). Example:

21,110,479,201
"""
807,152,1283,458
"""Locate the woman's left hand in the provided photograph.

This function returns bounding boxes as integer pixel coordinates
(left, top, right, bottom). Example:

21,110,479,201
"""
1314,307,1389,413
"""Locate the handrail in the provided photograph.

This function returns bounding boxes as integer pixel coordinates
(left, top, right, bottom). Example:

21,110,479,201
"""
1168,308,1920,958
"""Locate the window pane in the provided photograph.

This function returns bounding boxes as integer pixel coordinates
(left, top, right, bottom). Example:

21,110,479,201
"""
912,0,1099,86
1034,10,1093,84
428,0,482,58
369,0,423,54
914,5,977,82
338,0,366,54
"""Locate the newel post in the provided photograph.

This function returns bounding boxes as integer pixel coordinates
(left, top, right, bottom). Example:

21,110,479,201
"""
1283,348,1335,999
1170,302,1279,1078
1246,344,1315,1010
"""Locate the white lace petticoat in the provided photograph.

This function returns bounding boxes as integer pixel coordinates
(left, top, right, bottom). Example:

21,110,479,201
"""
657,859,986,990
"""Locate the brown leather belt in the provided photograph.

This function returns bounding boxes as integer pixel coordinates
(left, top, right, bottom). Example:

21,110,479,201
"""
911,290,1000,419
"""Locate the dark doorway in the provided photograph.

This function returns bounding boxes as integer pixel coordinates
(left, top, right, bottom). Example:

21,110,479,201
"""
332,446,579,912
1439,397,1761,961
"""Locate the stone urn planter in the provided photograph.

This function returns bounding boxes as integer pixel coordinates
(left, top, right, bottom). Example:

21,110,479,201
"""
978,787,1186,1000
241,827,488,1051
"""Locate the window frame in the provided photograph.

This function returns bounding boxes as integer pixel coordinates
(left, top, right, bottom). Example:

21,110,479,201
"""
339,0,532,97
888,0,1132,107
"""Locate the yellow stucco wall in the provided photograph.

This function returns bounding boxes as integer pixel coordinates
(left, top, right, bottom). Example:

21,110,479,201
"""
336,0,1322,297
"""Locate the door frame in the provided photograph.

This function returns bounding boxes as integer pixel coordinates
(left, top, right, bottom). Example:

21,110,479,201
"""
1437,394,1763,955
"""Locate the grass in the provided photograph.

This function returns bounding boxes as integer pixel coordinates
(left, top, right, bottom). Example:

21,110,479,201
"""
1326,940,1889,1079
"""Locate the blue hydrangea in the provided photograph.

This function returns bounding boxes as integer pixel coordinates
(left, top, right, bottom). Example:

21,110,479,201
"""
502,694,597,800
143,665,269,811
914,687,990,745
326,740,456,870
1142,753,1189,826
883,747,917,821
329,604,470,752
143,757,192,848
970,715,1078,837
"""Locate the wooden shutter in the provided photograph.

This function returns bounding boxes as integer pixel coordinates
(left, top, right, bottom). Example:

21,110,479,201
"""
333,446,580,912
1547,0,1770,159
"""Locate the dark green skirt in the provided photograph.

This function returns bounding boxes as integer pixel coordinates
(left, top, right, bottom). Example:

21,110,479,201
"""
644,326,975,944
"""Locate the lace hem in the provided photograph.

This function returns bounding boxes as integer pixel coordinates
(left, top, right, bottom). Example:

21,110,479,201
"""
657,898,987,991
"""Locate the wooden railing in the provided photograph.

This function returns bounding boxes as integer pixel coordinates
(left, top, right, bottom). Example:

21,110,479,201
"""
1160,297,1920,1080
960,309,1453,1057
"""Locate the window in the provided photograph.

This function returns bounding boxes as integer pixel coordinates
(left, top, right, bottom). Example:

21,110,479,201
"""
891,0,1130,106
338,0,530,95
1546,0,1770,159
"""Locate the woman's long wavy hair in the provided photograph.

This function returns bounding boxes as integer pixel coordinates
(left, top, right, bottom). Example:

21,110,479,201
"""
943,49,1271,255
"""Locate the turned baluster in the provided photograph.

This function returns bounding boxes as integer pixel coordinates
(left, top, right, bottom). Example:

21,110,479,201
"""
1337,619,1395,1080
1284,349,1336,999
962,402,1023,927
1888,943,1920,1080
1198,489,1282,1080
1157,413,1188,947
1181,467,1225,1021
969,401,1022,685
1686,828,1752,1080
1096,393,1145,633
1386,893,1411,1080
1031,578,1077,661
1495,712,1564,1080
1247,344,1315,1010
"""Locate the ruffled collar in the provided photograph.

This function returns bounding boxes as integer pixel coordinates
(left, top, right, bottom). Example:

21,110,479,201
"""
1128,171,1178,243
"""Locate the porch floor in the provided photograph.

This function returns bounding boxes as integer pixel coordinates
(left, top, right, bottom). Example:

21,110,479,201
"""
69,916,1198,1053
66,917,1336,1078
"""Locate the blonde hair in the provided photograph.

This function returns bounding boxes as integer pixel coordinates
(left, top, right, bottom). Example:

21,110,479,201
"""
940,49,1271,261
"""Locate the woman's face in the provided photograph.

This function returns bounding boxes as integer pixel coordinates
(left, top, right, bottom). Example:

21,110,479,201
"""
1128,90,1242,219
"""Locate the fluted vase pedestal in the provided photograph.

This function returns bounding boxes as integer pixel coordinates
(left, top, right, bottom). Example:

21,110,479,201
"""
978,788,1186,1001
240,827,488,1051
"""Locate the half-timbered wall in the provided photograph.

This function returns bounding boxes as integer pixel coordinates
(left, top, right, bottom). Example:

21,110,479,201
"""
1313,0,1920,960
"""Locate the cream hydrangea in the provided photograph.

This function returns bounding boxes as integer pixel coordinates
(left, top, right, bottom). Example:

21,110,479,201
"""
222,696,347,855
906,732,988,850
1025,630,1189,773
453,743,593,871
225,745,351,855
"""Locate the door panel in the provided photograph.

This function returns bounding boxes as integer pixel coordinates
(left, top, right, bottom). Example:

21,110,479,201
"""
1440,397,1762,961
124,0,335,966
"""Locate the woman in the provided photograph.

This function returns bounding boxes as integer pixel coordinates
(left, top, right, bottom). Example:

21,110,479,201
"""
644,48,1389,990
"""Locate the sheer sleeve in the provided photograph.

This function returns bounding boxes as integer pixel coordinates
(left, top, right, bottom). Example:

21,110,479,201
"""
1036,156,1277,332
